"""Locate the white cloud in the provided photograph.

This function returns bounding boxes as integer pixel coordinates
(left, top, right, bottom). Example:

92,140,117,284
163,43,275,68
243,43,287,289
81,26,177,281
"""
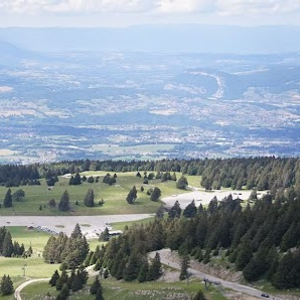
0,0,299,26
156,0,215,14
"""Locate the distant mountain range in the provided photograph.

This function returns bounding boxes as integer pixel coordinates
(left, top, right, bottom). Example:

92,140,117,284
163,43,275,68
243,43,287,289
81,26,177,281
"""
1,25,300,53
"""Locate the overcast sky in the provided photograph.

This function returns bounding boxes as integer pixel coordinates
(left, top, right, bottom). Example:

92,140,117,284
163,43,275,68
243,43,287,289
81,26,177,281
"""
0,0,300,28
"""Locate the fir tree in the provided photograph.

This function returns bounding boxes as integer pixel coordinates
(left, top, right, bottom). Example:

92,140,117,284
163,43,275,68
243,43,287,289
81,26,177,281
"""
49,270,60,287
179,254,190,280
150,187,161,202
84,189,95,207
95,288,104,300
3,189,12,208
2,231,14,257
58,190,70,212
176,175,188,190
90,276,102,295
138,260,149,282
0,275,14,296
56,283,69,300
183,200,197,218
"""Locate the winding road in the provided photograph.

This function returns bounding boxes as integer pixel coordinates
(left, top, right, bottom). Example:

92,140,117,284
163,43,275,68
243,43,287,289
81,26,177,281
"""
151,249,284,300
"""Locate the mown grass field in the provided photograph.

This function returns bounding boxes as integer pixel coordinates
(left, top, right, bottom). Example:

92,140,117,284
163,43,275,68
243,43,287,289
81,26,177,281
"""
0,172,200,216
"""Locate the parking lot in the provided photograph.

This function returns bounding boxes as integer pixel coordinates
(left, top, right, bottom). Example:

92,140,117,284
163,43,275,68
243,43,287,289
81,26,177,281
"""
0,214,153,239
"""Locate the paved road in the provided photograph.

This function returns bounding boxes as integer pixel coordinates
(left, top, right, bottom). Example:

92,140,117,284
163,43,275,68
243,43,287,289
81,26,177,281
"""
152,249,283,300
0,214,153,237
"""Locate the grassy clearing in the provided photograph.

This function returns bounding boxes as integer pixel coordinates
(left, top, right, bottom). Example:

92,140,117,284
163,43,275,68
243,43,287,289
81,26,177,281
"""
0,227,105,288
0,172,191,216
21,277,227,300
111,216,155,231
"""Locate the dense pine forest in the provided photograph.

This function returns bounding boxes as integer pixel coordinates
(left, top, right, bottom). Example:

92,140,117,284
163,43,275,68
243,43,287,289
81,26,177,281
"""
84,194,300,289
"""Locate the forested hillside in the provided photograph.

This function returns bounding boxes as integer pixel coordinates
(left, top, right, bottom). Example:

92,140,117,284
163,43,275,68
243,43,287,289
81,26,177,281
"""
86,194,300,289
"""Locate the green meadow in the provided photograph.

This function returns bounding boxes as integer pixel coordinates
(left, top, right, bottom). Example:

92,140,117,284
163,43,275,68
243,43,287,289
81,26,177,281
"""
0,172,198,216
20,274,226,300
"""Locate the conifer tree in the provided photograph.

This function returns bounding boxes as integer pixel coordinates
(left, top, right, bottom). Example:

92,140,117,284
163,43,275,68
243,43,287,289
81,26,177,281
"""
0,275,14,295
138,260,149,282
150,187,161,202
183,200,197,218
84,189,95,207
2,231,14,257
179,254,190,280
49,270,60,287
95,288,104,300
56,283,69,300
3,189,12,208
58,190,70,211
90,276,102,295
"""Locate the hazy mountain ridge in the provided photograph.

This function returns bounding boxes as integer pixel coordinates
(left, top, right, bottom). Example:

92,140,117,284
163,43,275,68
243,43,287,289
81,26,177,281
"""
1,25,300,53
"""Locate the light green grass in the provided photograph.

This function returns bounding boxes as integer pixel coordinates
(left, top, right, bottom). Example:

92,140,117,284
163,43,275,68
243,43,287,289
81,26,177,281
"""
21,277,227,300
0,172,189,216
111,216,155,231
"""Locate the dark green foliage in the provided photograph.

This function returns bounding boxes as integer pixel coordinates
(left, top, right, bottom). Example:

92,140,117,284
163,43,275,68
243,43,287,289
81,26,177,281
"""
48,198,56,208
58,190,70,211
148,252,162,281
176,175,188,190
126,186,137,204
123,252,142,281
0,275,14,295
56,270,68,291
90,276,101,295
3,188,12,208
43,224,89,268
95,288,104,300
179,254,190,280
150,187,161,202
183,200,197,218
99,227,110,242
168,200,181,219
84,189,95,207
138,260,149,282
12,189,25,201
56,283,69,300
69,173,81,185
155,206,164,219
192,290,207,300
2,231,14,257
49,270,60,287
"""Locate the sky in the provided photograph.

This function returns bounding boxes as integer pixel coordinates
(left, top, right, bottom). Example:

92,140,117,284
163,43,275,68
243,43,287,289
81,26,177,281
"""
0,0,300,27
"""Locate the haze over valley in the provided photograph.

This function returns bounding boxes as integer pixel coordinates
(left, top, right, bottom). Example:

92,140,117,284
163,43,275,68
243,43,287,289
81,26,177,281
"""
1,27,300,163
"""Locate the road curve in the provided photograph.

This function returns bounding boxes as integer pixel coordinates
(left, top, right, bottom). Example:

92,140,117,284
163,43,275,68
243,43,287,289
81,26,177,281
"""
15,278,50,300
151,249,283,300
14,265,98,300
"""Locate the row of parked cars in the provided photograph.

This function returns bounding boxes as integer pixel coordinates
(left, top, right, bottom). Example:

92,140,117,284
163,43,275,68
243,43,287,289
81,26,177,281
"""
36,225,58,235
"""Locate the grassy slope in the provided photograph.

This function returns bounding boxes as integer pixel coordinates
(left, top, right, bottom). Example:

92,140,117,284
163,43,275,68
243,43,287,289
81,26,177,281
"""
20,277,226,300
0,172,199,216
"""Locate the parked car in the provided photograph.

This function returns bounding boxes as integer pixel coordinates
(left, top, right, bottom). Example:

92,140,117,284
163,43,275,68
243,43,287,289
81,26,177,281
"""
261,293,269,298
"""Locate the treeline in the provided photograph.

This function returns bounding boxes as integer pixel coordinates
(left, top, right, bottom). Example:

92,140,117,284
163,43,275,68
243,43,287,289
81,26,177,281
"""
0,227,32,257
2,157,300,196
89,193,300,289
